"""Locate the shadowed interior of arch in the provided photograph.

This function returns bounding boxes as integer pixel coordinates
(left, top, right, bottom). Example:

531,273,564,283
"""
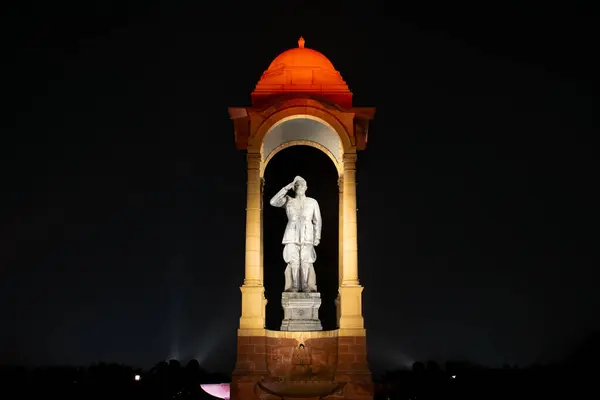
262,118,342,174
263,145,339,331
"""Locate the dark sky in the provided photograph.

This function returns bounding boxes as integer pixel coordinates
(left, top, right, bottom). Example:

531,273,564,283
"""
2,2,599,373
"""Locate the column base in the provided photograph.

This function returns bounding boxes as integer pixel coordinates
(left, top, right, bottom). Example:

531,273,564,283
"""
337,285,364,330
239,285,267,330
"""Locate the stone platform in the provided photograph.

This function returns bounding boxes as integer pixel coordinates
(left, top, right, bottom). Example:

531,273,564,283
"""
232,330,372,400
281,292,323,331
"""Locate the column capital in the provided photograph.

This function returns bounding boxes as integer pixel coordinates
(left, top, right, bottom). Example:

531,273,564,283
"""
343,153,357,169
247,153,261,170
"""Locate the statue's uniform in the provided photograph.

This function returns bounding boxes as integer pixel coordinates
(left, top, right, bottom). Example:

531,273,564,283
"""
270,187,322,292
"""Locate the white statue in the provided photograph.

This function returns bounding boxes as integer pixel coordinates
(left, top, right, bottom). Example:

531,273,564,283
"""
270,176,322,293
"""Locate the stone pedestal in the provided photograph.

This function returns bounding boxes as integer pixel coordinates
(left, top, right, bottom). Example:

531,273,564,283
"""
281,293,323,331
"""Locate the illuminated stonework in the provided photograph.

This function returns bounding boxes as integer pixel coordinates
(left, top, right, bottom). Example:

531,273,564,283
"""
252,37,353,108
263,118,342,166
227,38,376,400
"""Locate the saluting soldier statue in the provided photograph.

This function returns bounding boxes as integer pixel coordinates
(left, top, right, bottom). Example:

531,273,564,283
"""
270,176,322,293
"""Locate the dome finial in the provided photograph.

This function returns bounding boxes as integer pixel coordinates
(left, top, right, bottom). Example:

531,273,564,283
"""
298,36,305,48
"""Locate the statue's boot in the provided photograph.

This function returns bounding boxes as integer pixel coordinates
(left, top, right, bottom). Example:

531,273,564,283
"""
284,264,294,292
300,263,311,292
306,264,317,292
290,263,300,292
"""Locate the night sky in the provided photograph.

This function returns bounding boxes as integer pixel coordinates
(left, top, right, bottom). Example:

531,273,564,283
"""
2,2,599,373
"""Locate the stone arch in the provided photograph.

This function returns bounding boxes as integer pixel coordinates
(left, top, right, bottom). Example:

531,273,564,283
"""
262,139,342,177
233,96,372,335
249,101,353,156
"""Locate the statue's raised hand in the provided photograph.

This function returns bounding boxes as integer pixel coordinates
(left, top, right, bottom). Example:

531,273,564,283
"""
285,177,301,191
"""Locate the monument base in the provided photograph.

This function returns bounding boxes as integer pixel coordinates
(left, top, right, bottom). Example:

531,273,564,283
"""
281,292,323,331
232,330,372,400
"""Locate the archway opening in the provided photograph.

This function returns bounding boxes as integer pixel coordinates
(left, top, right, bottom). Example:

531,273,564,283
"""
262,117,343,173
263,145,339,331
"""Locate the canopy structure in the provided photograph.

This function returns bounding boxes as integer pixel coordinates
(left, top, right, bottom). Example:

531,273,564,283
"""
228,37,375,400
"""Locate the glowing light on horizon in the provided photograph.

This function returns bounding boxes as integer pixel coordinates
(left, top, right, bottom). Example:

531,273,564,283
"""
201,383,230,400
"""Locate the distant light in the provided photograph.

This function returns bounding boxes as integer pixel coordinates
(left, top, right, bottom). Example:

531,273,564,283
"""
201,383,230,400
451,375,456,379
134,375,141,381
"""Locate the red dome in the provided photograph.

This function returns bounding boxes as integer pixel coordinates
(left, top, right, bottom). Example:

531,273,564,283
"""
252,37,352,107
267,45,336,72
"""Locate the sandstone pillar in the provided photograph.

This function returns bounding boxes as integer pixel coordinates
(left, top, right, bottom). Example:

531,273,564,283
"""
339,153,365,331
336,177,344,326
239,152,266,330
